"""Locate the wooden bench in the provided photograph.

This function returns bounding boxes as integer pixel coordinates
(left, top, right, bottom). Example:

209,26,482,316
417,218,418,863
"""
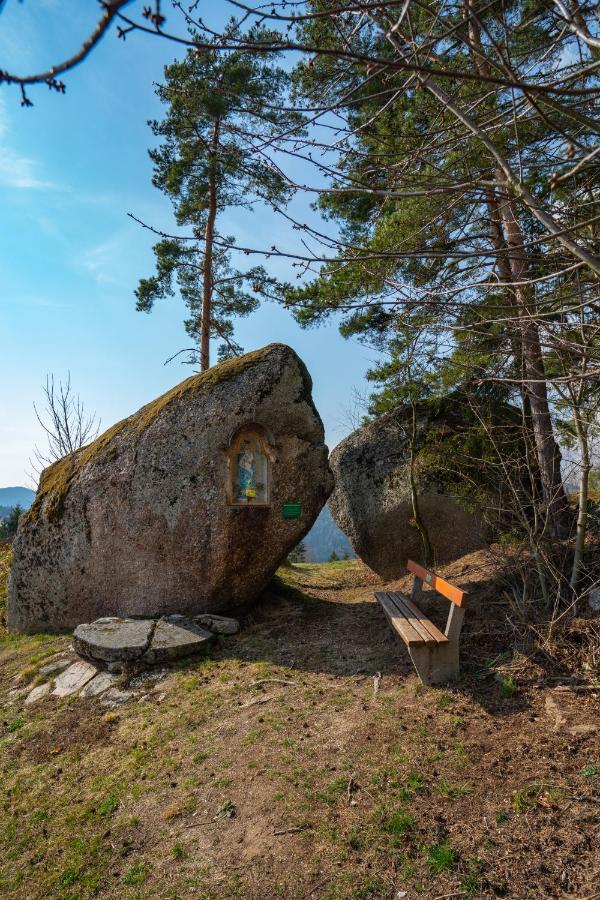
375,560,468,685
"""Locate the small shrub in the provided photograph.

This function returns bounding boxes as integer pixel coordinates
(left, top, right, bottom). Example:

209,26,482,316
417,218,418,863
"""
7,718,24,733
580,764,598,779
499,676,519,698
347,828,366,851
171,842,186,859
216,800,236,819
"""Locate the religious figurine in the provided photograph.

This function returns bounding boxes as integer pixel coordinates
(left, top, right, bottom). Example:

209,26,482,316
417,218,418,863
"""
231,430,270,505
237,444,257,501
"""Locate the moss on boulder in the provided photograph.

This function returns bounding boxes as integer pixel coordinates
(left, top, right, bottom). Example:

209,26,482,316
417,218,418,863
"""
10,344,333,633
26,346,280,528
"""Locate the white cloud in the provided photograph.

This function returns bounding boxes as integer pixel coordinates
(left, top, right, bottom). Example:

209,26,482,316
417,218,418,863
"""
0,94,57,189
80,236,123,286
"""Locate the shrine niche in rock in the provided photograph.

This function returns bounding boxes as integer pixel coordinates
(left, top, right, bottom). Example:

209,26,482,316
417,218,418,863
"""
229,426,272,506
8,344,334,633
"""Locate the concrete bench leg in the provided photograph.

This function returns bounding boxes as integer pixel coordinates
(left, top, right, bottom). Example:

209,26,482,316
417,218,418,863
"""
408,642,460,686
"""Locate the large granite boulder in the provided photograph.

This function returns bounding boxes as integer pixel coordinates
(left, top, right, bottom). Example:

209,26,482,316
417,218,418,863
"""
9,344,333,632
328,399,512,580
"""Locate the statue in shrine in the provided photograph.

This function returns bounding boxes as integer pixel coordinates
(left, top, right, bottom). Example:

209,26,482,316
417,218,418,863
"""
237,444,257,501
232,431,269,505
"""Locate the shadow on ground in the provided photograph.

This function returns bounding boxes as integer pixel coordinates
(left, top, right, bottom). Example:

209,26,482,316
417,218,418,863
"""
213,559,556,719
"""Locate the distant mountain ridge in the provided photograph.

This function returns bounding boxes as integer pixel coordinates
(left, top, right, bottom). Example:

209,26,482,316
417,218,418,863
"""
304,506,355,563
0,487,35,510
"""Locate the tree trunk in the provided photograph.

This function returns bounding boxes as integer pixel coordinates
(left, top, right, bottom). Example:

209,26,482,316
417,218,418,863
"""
498,184,570,539
485,187,532,415
409,401,433,567
570,404,590,595
465,4,569,540
200,119,220,372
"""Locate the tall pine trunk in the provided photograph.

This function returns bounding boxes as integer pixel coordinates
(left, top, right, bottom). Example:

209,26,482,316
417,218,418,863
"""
498,184,570,539
464,1,568,540
200,119,220,372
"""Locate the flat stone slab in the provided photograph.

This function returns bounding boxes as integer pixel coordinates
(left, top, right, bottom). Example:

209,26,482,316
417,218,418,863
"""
194,614,240,635
52,661,98,697
25,682,51,705
79,671,119,698
141,615,214,665
72,615,215,667
38,657,73,676
101,688,135,710
73,617,155,663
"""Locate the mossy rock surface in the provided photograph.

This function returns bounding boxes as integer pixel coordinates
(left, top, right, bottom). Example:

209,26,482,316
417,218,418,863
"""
25,346,281,527
328,396,523,579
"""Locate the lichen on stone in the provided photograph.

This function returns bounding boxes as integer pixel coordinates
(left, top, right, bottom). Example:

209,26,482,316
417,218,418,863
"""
25,344,287,526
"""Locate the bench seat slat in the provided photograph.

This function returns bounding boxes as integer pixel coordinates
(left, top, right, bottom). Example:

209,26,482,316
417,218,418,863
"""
382,592,438,645
389,592,449,645
375,592,424,646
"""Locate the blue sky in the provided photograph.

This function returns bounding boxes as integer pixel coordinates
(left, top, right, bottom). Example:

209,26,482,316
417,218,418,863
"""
0,1,380,486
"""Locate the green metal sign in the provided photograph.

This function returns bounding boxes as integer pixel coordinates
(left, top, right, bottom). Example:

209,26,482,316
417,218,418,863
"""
282,502,302,519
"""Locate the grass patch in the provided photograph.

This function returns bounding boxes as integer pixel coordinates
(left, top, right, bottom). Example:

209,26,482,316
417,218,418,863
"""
172,842,186,859
512,781,561,813
317,777,348,806
436,777,472,799
6,718,25,733
461,860,485,899
96,794,119,817
426,842,456,875
380,808,415,844
406,771,426,792
123,862,151,886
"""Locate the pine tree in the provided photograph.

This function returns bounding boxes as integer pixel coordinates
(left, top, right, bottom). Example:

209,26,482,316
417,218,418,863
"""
284,1,598,540
0,505,22,540
288,541,307,564
136,26,302,370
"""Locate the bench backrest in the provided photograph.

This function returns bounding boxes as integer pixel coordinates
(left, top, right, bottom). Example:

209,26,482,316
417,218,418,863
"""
407,560,468,608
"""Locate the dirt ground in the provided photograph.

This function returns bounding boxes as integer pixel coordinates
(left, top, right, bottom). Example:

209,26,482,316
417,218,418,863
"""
0,552,598,900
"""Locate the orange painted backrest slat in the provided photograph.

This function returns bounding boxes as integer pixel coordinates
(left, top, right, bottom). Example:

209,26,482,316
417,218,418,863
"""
407,560,468,607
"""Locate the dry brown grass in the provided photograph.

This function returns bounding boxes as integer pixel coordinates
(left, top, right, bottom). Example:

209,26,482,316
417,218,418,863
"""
0,554,598,899
0,541,12,638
